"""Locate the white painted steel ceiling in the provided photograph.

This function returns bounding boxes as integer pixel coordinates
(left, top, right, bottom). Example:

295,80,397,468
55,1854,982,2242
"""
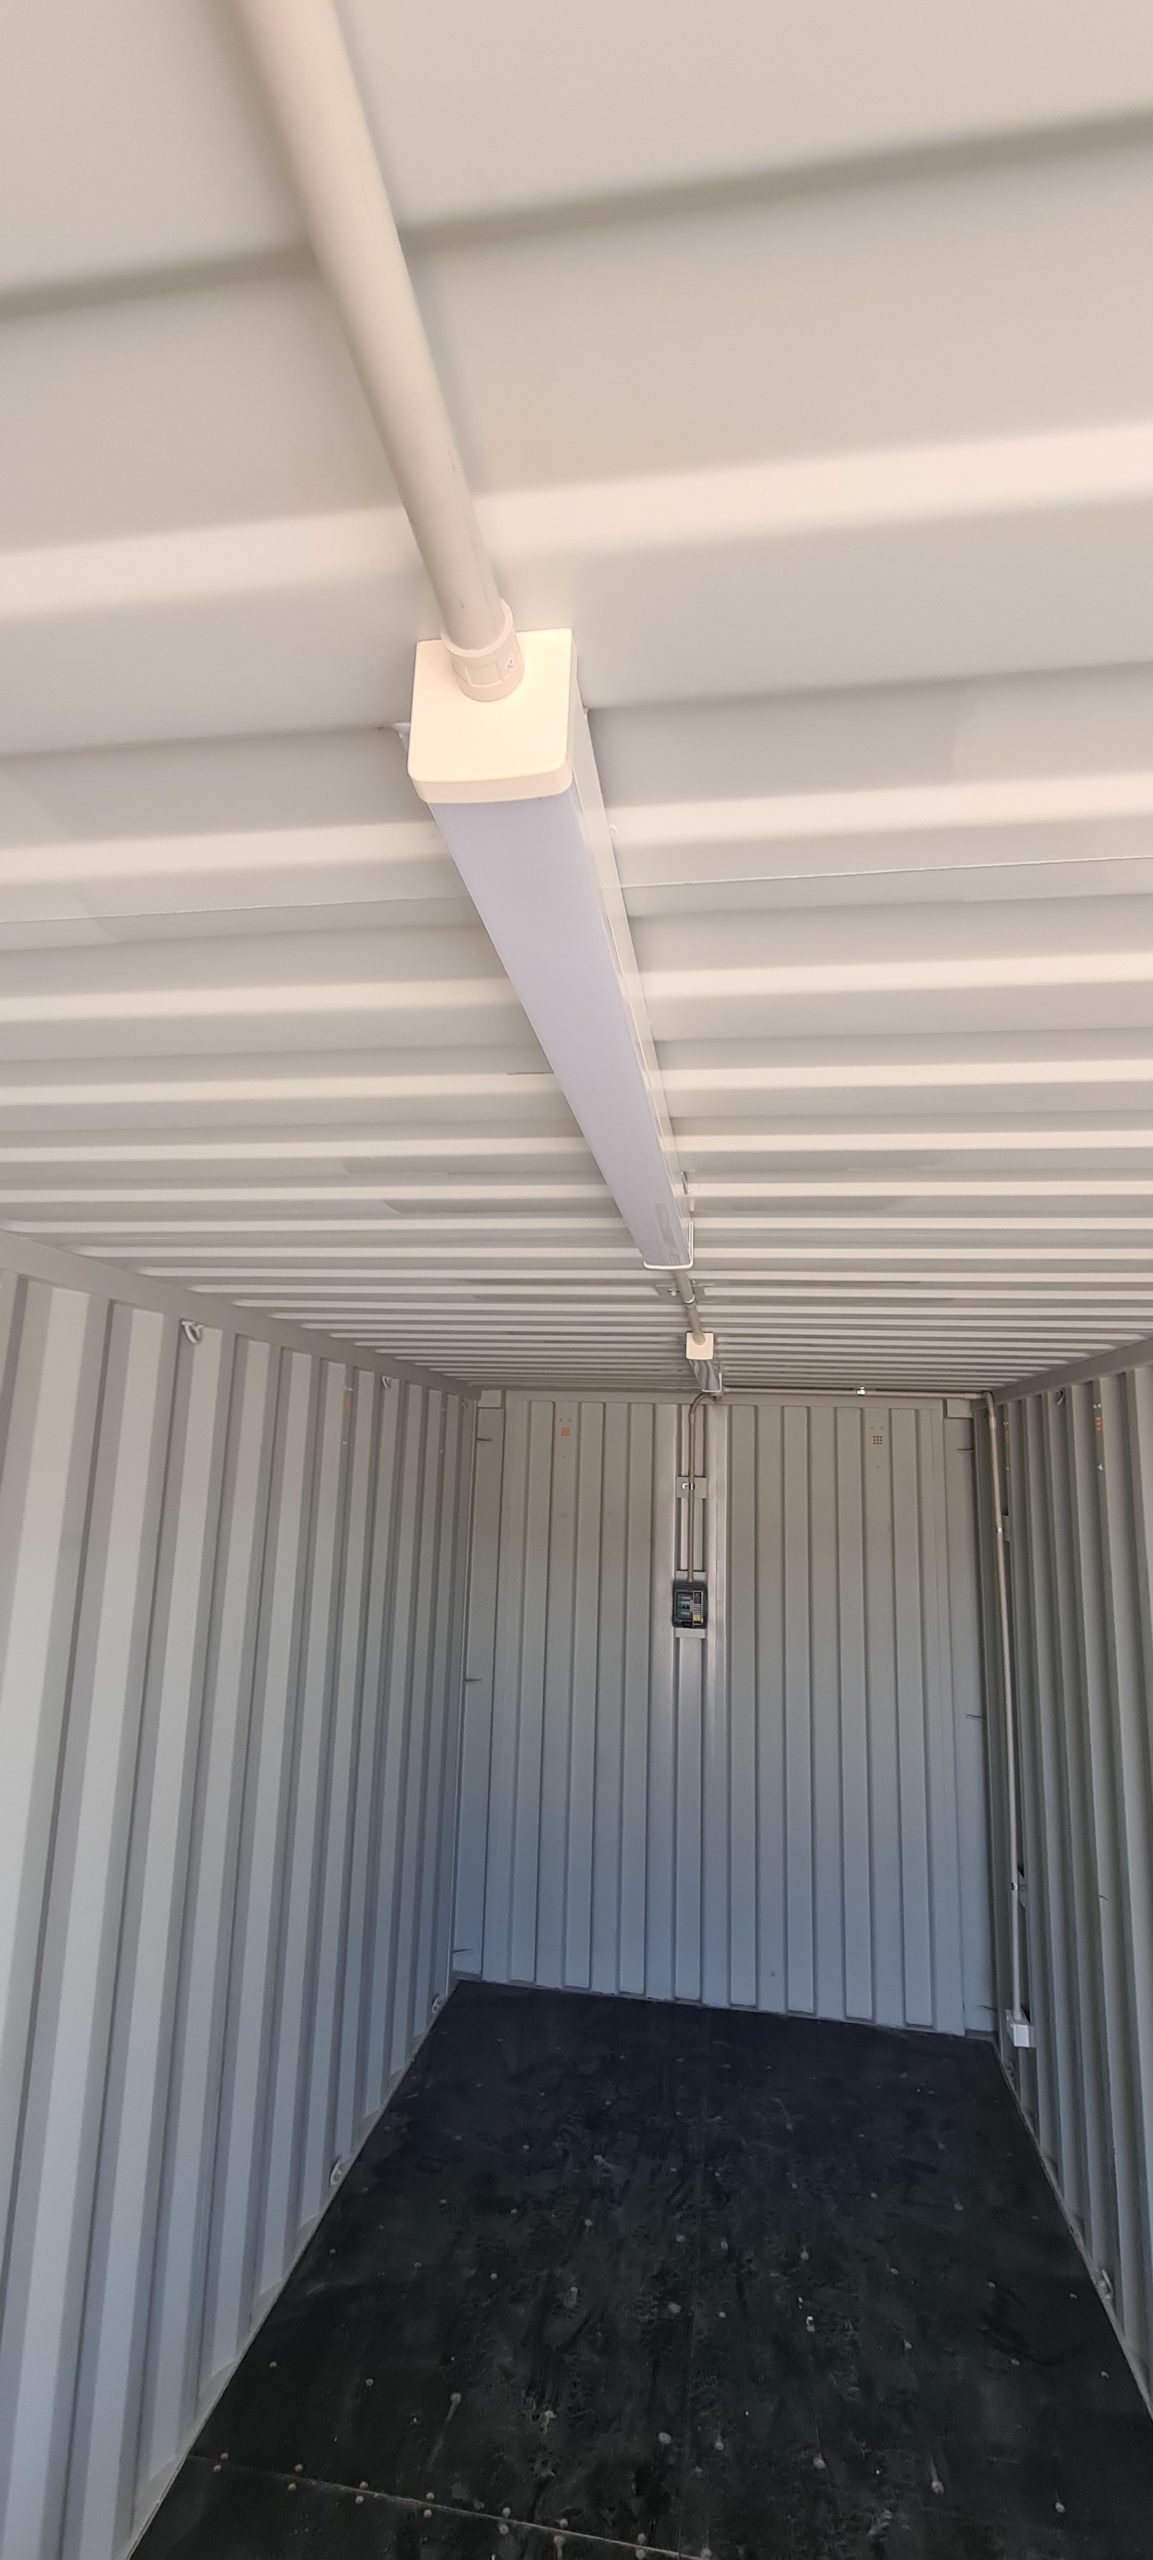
4,0,1153,1393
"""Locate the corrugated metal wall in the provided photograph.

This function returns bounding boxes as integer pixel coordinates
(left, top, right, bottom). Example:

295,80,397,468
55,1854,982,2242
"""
986,1371,1153,2407
457,1393,992,2036
0,1269,475,2560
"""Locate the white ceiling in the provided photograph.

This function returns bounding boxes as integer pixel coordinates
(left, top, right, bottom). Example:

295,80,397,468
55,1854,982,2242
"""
4,0,1153,1392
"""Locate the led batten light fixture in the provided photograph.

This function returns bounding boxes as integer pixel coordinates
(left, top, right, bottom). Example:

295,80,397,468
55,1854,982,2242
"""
408,630,691,1271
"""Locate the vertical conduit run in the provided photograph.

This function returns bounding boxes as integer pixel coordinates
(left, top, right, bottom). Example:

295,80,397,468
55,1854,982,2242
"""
691,1397,706,1578
674,1396,707,1583
985,1390,1028,2037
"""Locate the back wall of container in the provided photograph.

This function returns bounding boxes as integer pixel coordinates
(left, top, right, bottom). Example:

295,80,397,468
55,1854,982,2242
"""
0,1264,475,2560
456,1392,994,2036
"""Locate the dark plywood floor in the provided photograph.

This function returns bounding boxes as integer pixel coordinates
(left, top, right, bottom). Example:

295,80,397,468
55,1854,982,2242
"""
138,1981,1153,2560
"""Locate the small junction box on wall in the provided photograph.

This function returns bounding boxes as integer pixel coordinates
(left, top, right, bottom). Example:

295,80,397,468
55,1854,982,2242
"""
672,1578,708,1632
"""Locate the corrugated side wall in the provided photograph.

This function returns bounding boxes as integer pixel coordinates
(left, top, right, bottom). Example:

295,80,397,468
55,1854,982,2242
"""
457,1393,992,2036
984,1372,1153,2407
0,1270,475,2560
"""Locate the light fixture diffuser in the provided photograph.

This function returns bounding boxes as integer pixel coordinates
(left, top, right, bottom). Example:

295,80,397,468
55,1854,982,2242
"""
408,630,691,1270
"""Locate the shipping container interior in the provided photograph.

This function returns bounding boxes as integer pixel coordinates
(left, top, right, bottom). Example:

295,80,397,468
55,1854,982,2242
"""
4,4,1153,2557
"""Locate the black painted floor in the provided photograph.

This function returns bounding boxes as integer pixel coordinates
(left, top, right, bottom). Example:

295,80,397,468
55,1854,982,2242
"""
138,1982,1153,2560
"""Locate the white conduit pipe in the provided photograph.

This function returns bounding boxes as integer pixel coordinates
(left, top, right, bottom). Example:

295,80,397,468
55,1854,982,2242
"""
984,1390,1028,2036
231,0,523,700
673,1267,706,1341
675,1267,723,1393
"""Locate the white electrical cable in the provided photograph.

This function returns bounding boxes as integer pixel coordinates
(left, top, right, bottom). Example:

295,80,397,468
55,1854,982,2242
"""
231,0,522,699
